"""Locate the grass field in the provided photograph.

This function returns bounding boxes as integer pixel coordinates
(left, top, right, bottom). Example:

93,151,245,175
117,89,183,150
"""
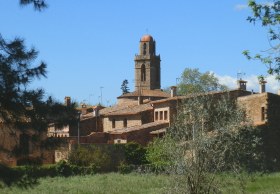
1,172,280,194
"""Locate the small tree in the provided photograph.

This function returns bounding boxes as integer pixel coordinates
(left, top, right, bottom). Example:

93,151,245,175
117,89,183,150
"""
121,79,130,94
177,68,227,95
147,93,262,193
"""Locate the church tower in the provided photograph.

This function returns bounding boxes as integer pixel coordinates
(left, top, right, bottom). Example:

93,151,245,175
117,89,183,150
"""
134,35,161,91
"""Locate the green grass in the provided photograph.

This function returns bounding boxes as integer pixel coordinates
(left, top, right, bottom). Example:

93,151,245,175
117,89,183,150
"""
0,173,170,194
246,173,280,193
1,172,280,194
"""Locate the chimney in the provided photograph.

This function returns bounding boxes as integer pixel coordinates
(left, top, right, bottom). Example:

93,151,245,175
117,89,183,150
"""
170,86,177,97
64,96,71,106
237,79,247,91
259,80,267,93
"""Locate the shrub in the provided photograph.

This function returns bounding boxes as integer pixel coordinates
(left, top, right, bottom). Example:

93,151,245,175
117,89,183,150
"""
55,160,72,177
146,136,175,173
124,142,147,165
68,145,111,172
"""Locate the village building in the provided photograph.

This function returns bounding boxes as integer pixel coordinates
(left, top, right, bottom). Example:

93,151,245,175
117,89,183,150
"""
50,35,280,149
3,34,280,166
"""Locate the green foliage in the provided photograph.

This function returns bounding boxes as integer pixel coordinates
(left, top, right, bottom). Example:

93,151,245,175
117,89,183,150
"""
68,145,111,172
177,68,227,95
117,162,134,174
55,160,72,177
0,35,78,133
124,142,147,165
0,163,19,187
121,79,130,94
2,173,280,193
19,0,48,11
246,0,280,79
146,136,175,172
149,94,262,193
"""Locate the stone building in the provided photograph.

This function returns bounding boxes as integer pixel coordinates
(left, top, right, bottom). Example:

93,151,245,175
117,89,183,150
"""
63,35,280,147
48,35,280,165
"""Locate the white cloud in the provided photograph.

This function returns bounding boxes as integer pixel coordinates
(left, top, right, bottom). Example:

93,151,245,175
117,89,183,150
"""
234,4,248,11
215,74,280,94
234,2,274,11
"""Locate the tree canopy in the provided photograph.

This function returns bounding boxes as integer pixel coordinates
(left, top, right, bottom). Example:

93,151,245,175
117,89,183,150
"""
121,79,130,94
147,94,262,193
19,0,48,11
244,0,280,79
177,68,227,95
0,35,76,131
0,1,76,132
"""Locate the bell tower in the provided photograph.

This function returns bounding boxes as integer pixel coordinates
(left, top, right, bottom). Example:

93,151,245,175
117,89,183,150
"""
134,35,161,91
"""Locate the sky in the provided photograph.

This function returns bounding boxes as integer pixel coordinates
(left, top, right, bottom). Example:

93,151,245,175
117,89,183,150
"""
1,0,279,106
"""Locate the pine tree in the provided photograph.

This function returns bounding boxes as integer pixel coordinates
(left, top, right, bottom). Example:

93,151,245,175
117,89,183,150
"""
0,35,76,131
121,79,130,94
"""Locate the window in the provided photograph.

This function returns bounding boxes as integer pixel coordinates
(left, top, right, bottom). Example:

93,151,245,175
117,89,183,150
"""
143,43,147,55
155,111,159,121
164,111,168,120
160,111,163,120
123,118,127,128
141,64,146,81
261,107,265,121
112,119,116,128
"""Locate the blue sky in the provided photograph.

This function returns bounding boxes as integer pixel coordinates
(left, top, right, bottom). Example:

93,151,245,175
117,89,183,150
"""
0,1,278,105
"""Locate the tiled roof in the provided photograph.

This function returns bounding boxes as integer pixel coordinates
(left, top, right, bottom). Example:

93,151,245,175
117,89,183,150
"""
103,103,153,116
151,89,252,104
118,89,170,99
109,121,169,134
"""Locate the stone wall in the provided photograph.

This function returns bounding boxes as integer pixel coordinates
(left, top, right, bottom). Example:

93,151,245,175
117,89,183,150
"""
108,122,169,145
103,114,142,132
237,93,268,125
69,116,102,136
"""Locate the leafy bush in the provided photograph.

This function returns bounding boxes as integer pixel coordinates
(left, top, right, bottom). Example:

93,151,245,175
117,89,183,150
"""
118,162,134,174
146,136,175,173
68,145,111,172
0,163,19,186
124,142,147,165
55,160,72,177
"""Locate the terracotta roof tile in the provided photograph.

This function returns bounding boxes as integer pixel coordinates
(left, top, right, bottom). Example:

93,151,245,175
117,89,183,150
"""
103,103,152,116
151,89,252,104
118,89,170,99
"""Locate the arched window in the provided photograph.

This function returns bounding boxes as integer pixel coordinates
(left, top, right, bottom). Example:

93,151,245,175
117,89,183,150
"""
143,43,147,55
141,64,146,81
